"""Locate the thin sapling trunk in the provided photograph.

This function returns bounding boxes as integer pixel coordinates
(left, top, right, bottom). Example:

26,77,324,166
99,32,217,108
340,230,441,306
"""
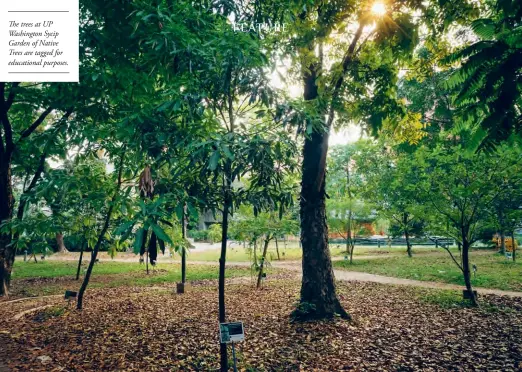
75,239,85,280
461,237,478,306
219,181,232,372
403,213,412,258
77,148,125,310
256,236,270,289
181,206,187,283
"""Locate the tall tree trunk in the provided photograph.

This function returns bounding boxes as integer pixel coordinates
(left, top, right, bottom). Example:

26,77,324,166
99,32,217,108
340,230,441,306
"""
0,160,15,297
275,237,280,260
296,44,348,320
462,237,478,306
56,233,67,253
219,178,232,372
76,240,85,280
77,148,125,310
403,213,412,258
299,129,348,319
256,237,270,289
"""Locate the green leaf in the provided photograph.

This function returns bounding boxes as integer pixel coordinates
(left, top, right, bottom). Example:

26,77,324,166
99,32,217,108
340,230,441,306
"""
134,228,145,254
151,223,173,244
222,145,235,160
208,151,220,171
471,18,496,40
114,221,134,236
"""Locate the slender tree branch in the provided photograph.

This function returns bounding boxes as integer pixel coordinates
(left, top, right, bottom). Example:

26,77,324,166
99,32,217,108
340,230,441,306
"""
18,107,54,141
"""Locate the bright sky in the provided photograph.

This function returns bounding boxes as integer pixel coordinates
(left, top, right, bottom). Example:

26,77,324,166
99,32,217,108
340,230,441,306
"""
330,125,362,146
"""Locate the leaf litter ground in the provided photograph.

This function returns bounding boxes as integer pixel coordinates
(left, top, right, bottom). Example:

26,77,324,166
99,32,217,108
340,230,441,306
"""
1,277,522,371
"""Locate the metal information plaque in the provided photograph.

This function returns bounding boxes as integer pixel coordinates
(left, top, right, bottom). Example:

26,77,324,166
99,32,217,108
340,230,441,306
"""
219,322,244,344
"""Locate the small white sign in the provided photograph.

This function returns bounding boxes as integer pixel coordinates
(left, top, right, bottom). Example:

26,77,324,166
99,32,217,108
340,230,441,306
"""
219,322,245,344
0,0,79,82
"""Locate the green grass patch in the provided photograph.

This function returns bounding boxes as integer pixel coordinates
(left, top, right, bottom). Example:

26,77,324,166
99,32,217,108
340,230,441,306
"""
11,260,256,296
188,245,303,262
187,244,450,262
13,260,158,279
13,260,252,281
333,251,522,291
413,288,470,309
411,288,514,313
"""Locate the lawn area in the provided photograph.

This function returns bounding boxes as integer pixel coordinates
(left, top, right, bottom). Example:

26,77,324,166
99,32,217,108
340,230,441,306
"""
10,260,255,298
188,245,304,262
334,251,522,291
187,243,447,262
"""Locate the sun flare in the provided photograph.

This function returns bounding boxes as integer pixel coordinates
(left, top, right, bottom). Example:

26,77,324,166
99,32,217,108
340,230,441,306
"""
371,2,387,16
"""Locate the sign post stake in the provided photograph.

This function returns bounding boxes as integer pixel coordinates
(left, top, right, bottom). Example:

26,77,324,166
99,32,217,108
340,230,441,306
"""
231,343,238,372
219,321,244,371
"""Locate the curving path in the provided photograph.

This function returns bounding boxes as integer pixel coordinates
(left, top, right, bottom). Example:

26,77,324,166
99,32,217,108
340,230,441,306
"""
270,261,522,298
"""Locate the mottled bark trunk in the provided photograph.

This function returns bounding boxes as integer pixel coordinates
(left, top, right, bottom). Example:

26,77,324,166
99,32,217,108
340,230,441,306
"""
296,44,348,320
275,237,280,260
56,233,67,252
299,134,348,319
256,237,270,288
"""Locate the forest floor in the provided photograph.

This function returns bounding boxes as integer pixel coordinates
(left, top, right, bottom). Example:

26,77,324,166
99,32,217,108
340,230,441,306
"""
1,277,521,371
